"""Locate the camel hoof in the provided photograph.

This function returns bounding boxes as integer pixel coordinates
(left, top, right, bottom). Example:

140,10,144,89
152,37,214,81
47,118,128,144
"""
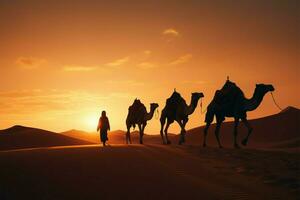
241,139,248,146
203,143,207,148
167,140,171,145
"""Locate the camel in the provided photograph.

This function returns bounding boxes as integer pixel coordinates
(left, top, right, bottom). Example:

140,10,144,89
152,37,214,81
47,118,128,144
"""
126,99,159,144
203,81,275,148
160,91,204,145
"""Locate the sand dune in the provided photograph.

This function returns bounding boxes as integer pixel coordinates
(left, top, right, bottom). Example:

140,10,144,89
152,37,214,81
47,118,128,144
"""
269,138,300,149
0,107,298,149
0,108,298,199
0,144,298,199
61,107,300,149
1,107,298,150
0,125,94,150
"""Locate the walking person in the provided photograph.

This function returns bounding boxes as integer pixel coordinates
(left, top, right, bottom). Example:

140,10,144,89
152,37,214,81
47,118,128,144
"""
97,111,110,146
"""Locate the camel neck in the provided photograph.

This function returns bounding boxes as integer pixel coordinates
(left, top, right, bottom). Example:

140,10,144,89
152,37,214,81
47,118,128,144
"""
244,88,267,111
186,97,199,115
146,107,156,121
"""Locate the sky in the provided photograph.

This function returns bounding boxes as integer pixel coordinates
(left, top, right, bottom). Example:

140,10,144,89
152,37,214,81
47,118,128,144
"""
0,0,299,134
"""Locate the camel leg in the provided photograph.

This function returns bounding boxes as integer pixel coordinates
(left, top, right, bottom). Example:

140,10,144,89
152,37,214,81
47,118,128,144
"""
142,123,146,134
178,120,186,145
233,118,240,149
241,118,253,146
164,120,172,144
138,124,143,144
181,118,188,144
215,119,223,148
126,124,131,144
160,114,166,144
142,123,146,144
204,106,214,147
203,122,210,147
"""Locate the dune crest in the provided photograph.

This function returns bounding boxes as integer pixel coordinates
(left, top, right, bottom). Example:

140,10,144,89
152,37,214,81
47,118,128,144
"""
0,126,93,151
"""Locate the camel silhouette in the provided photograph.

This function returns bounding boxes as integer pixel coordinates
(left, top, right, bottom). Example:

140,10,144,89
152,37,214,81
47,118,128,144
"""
203,80,275,148
160,90,204,145
126,99,159,144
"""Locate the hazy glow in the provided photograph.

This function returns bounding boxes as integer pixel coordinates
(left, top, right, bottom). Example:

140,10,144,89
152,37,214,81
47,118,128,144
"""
83,113,100,132
0,0,299,133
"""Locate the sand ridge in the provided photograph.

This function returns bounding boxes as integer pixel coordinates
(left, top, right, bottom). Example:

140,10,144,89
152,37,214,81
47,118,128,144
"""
0,144,298,200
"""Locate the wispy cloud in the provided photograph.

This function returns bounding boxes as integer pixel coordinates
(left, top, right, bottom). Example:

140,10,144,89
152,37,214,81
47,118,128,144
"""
0,89,134,115
15,56,47,69
63,65,98,72
137,62,157,69
169,54,192,66
106,57,129,67
0,89,43,98
162,28,179,37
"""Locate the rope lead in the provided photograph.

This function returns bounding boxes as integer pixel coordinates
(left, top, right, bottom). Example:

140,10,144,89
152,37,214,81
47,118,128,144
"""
200,98,207,114
270,92,283,111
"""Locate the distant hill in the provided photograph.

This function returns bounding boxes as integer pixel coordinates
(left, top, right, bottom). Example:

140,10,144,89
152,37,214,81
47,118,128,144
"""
183,106,300,148
61,129,125,144
1,106,299,150
0,125,94,151
280,106,299,114
61,129,174,144
61,129,100,143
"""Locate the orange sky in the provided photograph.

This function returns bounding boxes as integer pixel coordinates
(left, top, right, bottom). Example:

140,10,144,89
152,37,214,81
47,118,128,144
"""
0,0,299,133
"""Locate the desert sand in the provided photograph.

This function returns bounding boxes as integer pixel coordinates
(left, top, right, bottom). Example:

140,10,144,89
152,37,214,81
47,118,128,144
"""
0,144,298,200
0,107,299,199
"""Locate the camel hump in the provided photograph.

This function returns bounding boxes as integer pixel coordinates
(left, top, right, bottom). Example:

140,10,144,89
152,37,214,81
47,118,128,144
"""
128,99,146,115
221,80,237,93
167,91,182,104
213,80,244,105
220,80,243,96
166,90,186,110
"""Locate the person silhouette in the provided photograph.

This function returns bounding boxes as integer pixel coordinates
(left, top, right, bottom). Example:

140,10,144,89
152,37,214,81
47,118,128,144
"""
97,111,110,146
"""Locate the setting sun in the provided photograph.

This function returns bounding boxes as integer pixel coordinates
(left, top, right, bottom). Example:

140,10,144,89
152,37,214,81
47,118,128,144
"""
83,113,99,132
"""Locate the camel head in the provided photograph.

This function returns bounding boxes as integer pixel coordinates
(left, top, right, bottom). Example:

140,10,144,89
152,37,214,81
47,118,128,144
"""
255,84,275,94
243,84,275,112
184,92,204,116
150,103,159,111
191,92,204,101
